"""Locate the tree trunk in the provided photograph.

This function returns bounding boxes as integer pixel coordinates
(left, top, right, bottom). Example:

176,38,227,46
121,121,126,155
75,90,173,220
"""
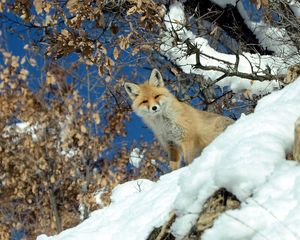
49,187,62,233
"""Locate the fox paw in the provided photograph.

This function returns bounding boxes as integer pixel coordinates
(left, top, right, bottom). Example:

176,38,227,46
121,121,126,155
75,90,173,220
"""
169,161,180,170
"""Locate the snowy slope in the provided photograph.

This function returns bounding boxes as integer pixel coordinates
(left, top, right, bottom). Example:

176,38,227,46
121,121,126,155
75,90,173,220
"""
38,78,300,240
172,77,300,239
37,172,183,240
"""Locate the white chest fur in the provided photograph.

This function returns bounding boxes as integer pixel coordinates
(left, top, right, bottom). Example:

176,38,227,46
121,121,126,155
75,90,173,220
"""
144,113,184,143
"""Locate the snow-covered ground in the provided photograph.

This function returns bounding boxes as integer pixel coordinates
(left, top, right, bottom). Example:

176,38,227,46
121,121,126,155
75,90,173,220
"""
38,77,300,240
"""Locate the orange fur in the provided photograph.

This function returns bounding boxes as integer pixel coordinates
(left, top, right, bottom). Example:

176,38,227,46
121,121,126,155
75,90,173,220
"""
125,69,234,170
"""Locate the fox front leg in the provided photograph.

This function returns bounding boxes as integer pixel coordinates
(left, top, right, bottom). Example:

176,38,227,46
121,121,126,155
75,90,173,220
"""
181,139,204,165
167,141,181,170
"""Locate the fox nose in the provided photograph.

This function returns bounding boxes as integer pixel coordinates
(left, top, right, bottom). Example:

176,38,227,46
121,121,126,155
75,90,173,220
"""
152,106,157,111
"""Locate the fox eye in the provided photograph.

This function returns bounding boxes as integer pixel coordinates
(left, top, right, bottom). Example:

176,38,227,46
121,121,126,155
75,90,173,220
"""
154,95,161,99
142,100,148,104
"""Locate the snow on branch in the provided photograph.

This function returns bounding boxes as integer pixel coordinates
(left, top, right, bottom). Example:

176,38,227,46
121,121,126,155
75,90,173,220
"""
288,0,300,17
161,2,299,95
211,0,299,58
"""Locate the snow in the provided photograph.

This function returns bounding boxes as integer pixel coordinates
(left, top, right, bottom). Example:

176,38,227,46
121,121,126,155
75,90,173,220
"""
164,1,186,31
78,204,86,221
94,189,107,207
289,0,300,18
236,1,298,58
38,77,300,240
3,121,77,158
211,0,299,58
210,0,237,8
129,148,144,168
37,173,182,240
202,163,300,240
171,77,300,238
161,2,299,96
2,122,40,141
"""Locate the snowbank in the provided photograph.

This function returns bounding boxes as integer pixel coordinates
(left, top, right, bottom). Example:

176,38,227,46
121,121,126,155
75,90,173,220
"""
37,171,183,240
38,77,300,240
172,77,300,238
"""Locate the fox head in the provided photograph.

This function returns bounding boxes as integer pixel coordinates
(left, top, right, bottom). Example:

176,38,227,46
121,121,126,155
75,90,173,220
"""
125,69,173,117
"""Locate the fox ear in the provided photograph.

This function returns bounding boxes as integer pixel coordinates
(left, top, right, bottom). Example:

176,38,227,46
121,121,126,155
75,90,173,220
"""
149,69,164,87
124,82,140,100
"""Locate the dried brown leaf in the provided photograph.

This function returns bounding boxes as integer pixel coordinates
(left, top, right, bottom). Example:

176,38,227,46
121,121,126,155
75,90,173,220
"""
109,24,119,35
119,36,128,50
44,3,52,13
98,65,104,77
66,0,78,13
86,102,91,109
61,29,69,37
137,0,142,8
127,6,137,15
93,113,100,125
46,72,56,84
113,47,119,60
29,58,37,67
33,0,43,14
80,125,87,133
105,75,111,82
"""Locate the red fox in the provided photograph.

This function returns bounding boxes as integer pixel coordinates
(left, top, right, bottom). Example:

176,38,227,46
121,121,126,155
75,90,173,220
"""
125,69,234,170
